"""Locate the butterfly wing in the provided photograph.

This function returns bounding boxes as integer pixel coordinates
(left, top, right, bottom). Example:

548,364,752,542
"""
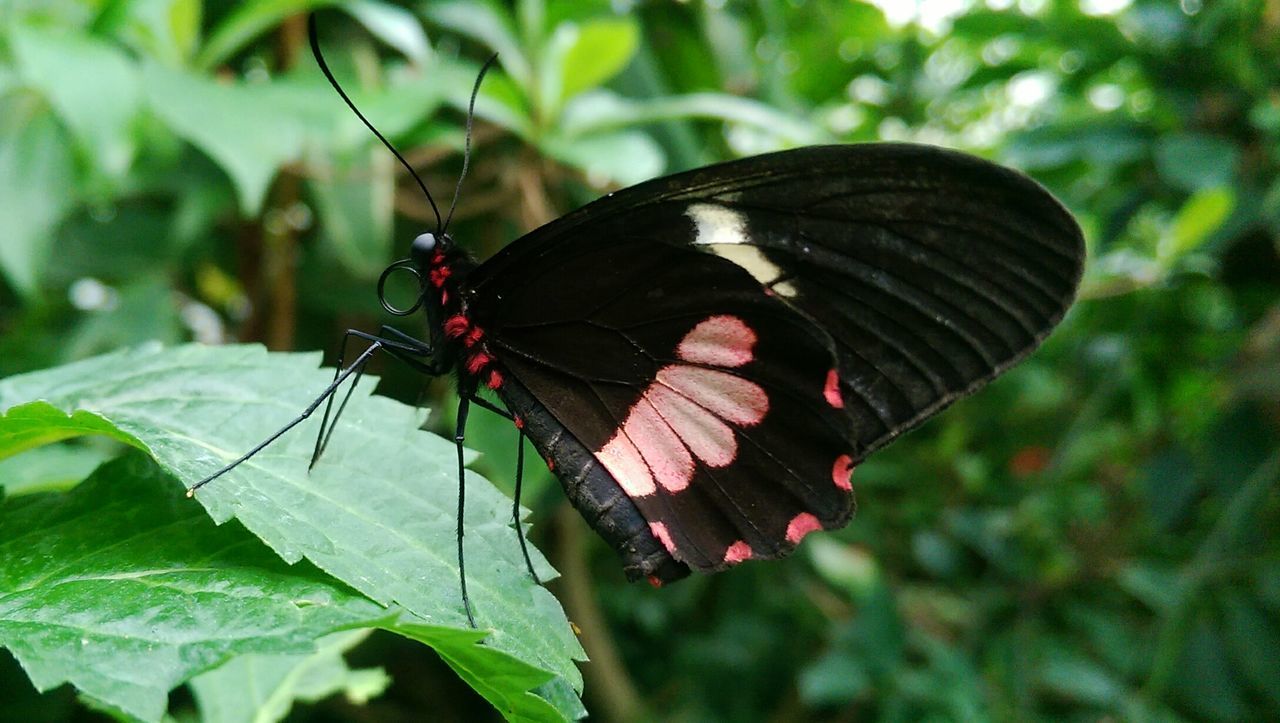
467,143,1083,571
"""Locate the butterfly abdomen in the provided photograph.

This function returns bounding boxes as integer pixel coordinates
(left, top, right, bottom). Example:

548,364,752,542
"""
496,373,692,585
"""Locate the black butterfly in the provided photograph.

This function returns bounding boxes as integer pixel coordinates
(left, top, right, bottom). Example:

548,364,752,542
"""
191,17,1084,626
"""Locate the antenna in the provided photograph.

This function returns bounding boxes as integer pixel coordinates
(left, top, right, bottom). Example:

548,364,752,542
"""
442,53,499,234
307,14,443,233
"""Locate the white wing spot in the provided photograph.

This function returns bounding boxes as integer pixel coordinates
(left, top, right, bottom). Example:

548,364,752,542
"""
687,203,785,287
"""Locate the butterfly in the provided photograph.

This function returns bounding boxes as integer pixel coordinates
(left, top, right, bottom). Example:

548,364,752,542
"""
190,16,1085,626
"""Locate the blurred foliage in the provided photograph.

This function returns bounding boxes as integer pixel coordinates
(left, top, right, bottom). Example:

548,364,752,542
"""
2,0,1279,721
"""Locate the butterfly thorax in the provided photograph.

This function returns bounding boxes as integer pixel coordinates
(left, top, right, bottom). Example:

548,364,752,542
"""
414,241,501,390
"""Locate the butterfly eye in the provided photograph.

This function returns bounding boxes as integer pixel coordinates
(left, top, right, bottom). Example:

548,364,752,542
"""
377,259,426,316
411,233,437,259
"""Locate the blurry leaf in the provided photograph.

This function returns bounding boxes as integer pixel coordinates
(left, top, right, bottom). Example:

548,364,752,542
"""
1172,616,1246,721
195,0,341,70
798,651,870,706
345,0,430,64
542,18,639,113
1140,447,1199,530
1118,564,1182,612
542,128,664,187
561,90,825,145
1164,187,1235,261
1005,121,1149,169
307,145,394,278
62,276,185,362
0,95,74,299
807,536,879,599
1219,592,1280,706
142,64,324,214
422,0,531,88
0,442,114,496
190,629,389,723
1039,650,1123,705
116,0,202,65
0,452,392,723
0,345,583,718
1155,133,1240,192
10,23,142,180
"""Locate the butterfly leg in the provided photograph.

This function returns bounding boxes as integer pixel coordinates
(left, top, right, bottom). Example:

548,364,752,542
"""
460,394,540,583
309,326,441,470
188,341,385,495
512,426,541,584
454,389,478,627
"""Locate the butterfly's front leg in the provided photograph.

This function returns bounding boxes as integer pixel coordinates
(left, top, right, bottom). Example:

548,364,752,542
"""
309,325,446,470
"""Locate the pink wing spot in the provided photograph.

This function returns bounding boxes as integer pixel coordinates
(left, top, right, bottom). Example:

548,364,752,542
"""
723,540,753,564
657,366,768,426
598,433,655,496
786,512,822,544
649,521,677,554
824,368,844,409
626,400,695,492
832,454,855,491
645,384,736,467
677,315,757,368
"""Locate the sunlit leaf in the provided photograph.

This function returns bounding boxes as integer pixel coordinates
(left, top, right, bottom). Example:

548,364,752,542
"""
0,344,585,720
10,23,142,181
190,630,390,723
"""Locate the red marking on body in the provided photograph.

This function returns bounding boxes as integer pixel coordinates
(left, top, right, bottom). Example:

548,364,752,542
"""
648,575,663,588
513,415,524,430
486,369,503,389
676,315,757,368
786,513,822,544
441,290,449,305
429,266,452,287
832,454,855,491
824,369,844,409
649,521,677,554
466,351,493,374
723,540,753,564
546,457,554,471
444,315,469,338
464,327,484,347
431,250,445,264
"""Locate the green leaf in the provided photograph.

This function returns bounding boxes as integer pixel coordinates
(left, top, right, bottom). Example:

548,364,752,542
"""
190,629,390,723
0,442,114,496
0,452,393,723
560,90,825,146
1218,592,1280,706
115,0,203,66
9,22,142,180
0,94,74,299
142,64,323,215
0,344,585,720
345,0,431,63
1163,187,1235,261
1039,650,1123,705
542,129,664,187
541,18,639,114
195,0,342,70
1154,133,1240,192
422,0,531,89
307,145,395,278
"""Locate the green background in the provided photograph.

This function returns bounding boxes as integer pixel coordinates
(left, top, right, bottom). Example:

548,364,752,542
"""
2,0,1278,720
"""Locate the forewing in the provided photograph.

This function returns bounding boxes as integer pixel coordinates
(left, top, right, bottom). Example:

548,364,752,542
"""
468,143,1083,459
